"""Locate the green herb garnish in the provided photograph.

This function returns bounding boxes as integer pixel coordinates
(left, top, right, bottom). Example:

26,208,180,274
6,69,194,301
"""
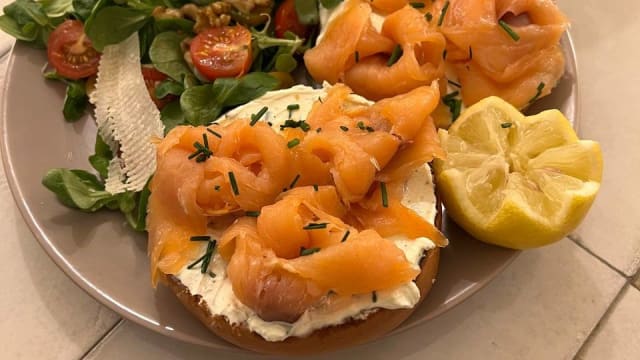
410,2,425,9
303,222,328,230
289,174,301,189
387,45,403,66
438,1,450,26
528,82,546,104
280,119,311,132
372,291,378,303
498,20,520,41
250,106,268,126
425,12,433,22
245,211,261,217
469,46,473,60
187,239,217,274
341,230,350,243
300,247,321,256
380,182,389,208
207,128,222,138
228,172,239,195
355,51,360,63
357,121,366,130
287,138,301,148
442,49,448,60
340,125,349,132
501,122,513,128
190,235,211,241
313,184,319,191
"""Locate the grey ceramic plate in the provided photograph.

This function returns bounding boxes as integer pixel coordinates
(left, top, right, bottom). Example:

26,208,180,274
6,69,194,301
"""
1,33,578,351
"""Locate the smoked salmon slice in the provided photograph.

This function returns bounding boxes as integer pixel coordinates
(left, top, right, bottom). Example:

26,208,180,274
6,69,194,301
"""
222,188,419,322
305,2,446,100
436,0,568,108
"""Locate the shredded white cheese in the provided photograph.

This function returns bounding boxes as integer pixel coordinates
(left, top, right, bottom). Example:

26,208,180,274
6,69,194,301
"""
90,34,164,194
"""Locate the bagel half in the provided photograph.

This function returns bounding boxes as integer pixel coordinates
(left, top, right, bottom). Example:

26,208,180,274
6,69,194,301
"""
161,194,443,355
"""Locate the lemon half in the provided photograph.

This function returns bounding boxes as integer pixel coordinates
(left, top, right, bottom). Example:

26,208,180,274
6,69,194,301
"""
434,97,602,249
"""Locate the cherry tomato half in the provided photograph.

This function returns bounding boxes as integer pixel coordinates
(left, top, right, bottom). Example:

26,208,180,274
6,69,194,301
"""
190,26,253,81
142,66,175,110
274,0,310,39
47,20,100,80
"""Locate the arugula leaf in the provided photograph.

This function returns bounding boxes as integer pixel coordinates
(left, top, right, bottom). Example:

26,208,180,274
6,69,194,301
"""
294,0,318,25
320,0,343,9
0,15,39,41
62,81,89,121
42,169,111,211
180,72,278,125
44,71,89,121
84,6,151,51
124,179,151,231
149,31,197,86
5,0,49,27
154,17,194,33
72,0,98,20
88,134,112,179
39,0,74,17
160,101,185,134
155,79,184,99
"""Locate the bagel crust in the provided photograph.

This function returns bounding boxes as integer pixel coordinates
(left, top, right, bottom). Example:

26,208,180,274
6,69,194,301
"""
161,195,443,355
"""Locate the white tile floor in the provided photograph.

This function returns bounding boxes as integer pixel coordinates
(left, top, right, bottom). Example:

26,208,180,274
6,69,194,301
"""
579,286,640,360
1,0,640,359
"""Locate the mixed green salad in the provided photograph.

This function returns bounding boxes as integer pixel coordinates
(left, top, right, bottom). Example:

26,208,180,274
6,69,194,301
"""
0,0,343,230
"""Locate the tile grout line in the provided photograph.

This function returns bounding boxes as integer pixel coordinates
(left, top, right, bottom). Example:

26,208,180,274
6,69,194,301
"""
568,234,631,279
572,283,631,359
78,318,125,360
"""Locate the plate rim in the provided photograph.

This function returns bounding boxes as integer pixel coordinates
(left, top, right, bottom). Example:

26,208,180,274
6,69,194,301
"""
0,30,579,350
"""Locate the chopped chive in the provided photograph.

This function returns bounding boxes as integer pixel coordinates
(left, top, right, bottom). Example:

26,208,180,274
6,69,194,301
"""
287,138,300,148
188,140,212,162
410,2,424,8
214,185,221,191
442,49,448,60
303,222,328,230
200,240,217,274
250,106,268,126
280,119,310,132
501,122,513,128
387,45,403,66
190,235,211,241
287,103,300,119
206,128,222,138
289,174,301,189
380,182,389,208
498,20,520,41
448,79,461,88
245,210,261,217
300,247,321,256
468,46,473,60
372,291,378,303
365,126,375,132
340,125,349,132
356,121,365,130
313,184,319,191
355,51,360,63
438,1,449,26
425,12,433,22
443,90,459,101
228,171,239,195
187,253,208,270
208,271,216,278
341,230,350,243
188,151,200,160
318,96,323,103
202,133,209,149
316,127,322,133
528,82,546,104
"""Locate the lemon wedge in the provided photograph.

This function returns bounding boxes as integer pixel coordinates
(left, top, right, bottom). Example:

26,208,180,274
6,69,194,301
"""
434,97,602,249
